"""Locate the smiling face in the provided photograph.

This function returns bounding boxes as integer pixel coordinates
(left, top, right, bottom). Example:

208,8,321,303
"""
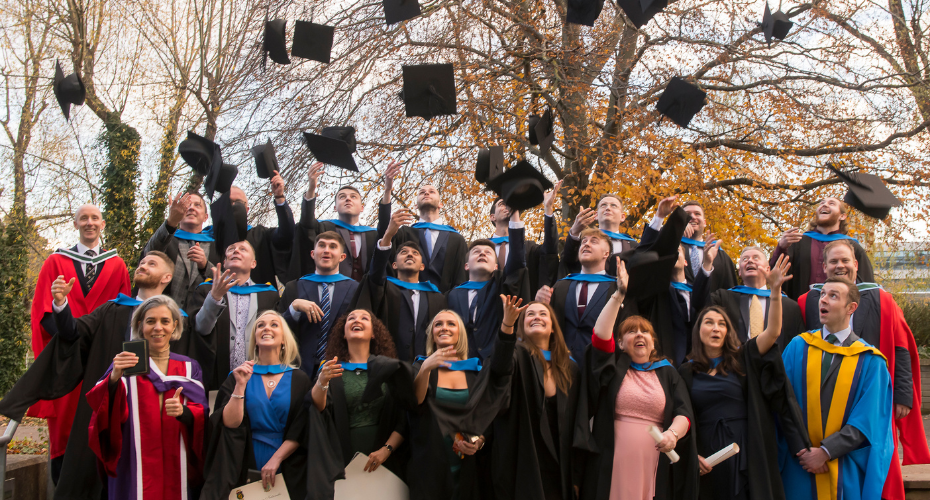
141,305,176,353
522,303,552,349
344,309,373,343
597,196,626,227
224,241,257,275
465,243,497,276
392,244,424,274
698,310,728,356
578,233,611,267
335,188,363,217
818,282,857,328
619,327,656,364
416,184,442,212
814,197,846,229
430,311,460,350
738,248,769,282
182,194,208,228
683,205,706,237
823,243,858,280
312,237,346,273
254,312,284,357
73,204,105,247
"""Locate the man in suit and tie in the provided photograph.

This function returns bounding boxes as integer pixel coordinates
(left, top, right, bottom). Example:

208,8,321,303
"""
548,228,617,364
294,162,379,281
558,194,639,277
693,244,804,352
279,231,358,379
780,276,893,500
354,208,447,362
28,203,131,483
378,161,467,292
447,208,530,360
143,192,219,309
191,240,279,389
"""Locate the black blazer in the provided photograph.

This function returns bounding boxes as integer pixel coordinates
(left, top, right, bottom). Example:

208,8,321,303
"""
291,197,379,280
278,277,359,379
551,278,617,365
558,231,639,278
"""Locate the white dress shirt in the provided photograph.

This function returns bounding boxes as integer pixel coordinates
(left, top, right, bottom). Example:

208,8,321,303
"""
575,270,607,304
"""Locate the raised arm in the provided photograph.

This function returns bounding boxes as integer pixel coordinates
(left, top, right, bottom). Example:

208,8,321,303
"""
755,255,792,355
593,258,628,342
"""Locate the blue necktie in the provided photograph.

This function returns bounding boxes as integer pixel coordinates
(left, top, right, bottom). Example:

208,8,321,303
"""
424,228,434,258
689,245,702,272
316,284,331,361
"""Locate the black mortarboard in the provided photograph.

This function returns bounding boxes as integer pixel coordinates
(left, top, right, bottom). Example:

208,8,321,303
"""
656,77,707,128
762,4,793,45
204,163,238,201
210,192,250,254
53,60,86,121
615,0,669,29
402,64,457,119
622,250,678,299
178,130,221,177
291,20,334,64
263,18,290,66
828,165,902,219
566,0,606,26
383,0,421,25
476,146,504,183
485,160,554,211
303,127,358,171
528,108,555,156
250,139,278,179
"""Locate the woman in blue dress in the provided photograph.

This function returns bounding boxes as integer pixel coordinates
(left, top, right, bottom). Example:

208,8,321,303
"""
203,310,312,500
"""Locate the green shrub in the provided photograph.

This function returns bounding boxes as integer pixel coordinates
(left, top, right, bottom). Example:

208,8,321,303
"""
899,298,930,356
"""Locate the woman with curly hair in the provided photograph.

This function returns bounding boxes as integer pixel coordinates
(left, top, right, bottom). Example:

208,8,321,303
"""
575,260,698,500
305,309,417,500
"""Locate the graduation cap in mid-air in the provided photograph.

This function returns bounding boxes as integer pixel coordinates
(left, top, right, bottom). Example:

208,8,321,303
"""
615,0,670,29
250,139,279,179
210,191,250,253
475,146,504,183
178,131,221,178
291,20,334,64
382,0,421,25
401,64,457,119
762,4,794,45
53,60,86,121
263,17,291,67
528,108,555,156
566,0,607,26
621,250,678,299
828,164,902,220
656,77,707,128
485,160,554,211
303,126,358,172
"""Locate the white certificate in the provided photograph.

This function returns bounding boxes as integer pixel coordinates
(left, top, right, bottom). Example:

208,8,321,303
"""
228,473,289,499
335,452,409,500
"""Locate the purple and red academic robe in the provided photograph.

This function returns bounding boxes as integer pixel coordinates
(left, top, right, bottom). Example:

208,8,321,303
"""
29,248,130,458
86,353,208,500
799,286,930,500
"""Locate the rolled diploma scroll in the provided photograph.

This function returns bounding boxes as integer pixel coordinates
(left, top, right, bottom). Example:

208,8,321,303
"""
705,443,740,467
647,425,680,463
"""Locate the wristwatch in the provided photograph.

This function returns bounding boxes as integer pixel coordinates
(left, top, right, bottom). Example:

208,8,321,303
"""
384,444,395,453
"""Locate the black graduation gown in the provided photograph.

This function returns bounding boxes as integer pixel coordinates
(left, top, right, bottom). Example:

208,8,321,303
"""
351,246,448,362
640,225,738,295
516,214,561,297
288,197,379,281
377,202,468,293
677,338,811,500
694,282,805,352
558,230,639,278
245,203,296,287
0,302,134,499
574,345,699,500
492,343,581,500
187,284,280,390
779,234,873,300
202,370,312,500
305,355,417,500
407,332,516,500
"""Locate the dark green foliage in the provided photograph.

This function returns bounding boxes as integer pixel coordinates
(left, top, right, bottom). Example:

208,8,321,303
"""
900,297,930,355
0,208,33,395
100,122,141,269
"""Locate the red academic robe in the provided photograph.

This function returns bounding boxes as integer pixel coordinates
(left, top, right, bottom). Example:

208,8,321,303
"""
799,288,930,500
28,250,129,457
87,355,207,500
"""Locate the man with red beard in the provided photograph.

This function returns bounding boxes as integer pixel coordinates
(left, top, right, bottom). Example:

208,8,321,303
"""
770,196,873,300
796,239,929,500
27,204,130,485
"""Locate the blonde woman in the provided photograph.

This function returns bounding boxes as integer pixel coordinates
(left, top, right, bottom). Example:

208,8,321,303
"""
203,310,312,500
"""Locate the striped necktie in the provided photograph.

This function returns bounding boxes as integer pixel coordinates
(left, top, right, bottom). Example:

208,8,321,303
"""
84,249,97,288
316,284,332,361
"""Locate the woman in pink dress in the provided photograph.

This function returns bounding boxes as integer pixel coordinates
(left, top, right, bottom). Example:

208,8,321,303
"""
576,259,698,500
